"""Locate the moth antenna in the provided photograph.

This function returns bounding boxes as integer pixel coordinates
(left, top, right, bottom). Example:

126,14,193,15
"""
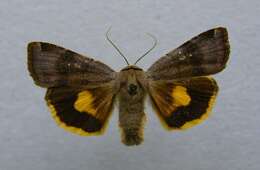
134,33,157,65
106,27,130,65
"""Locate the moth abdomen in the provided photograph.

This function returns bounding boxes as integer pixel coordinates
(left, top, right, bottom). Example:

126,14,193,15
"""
119,113,146,146
122,127,143,146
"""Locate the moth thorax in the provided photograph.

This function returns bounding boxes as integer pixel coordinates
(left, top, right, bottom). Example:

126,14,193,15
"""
128,84,138,95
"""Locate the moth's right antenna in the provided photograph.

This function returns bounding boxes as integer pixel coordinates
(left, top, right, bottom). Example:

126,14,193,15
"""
134,33,157,65
106,27,130,65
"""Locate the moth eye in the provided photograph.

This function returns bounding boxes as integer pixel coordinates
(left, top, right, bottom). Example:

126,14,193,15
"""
128,84,138,95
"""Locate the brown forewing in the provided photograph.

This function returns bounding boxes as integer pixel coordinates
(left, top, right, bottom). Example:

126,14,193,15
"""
147,27,230,80
28,42,116,88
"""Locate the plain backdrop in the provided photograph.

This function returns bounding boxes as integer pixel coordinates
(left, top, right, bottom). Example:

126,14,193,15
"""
0,1,259,170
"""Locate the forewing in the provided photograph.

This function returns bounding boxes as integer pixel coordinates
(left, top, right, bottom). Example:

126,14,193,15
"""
45,83,116,135
147,27,230,80
28,42,116,88
148,77,218,130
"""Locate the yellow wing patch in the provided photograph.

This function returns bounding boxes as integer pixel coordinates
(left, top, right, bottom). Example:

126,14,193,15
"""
74,91,96,116
157,85,191,117
172,86,191,107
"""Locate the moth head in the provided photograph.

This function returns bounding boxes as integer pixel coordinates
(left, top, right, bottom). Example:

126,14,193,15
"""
120,65,143,71
106,27,157,66
118,65,147,97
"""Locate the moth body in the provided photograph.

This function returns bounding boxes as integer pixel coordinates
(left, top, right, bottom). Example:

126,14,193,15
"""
118,66,147,145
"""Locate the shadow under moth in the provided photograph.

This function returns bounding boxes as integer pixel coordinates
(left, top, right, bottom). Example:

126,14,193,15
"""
27,27,230,146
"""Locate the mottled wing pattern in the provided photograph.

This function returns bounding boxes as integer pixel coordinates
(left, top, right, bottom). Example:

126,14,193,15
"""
46,84,115,135
28,42,117,135
147,27,230,80
148,77,218,130
28,42,115,88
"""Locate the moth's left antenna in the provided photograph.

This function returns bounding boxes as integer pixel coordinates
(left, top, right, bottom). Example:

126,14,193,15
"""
106,27,130,65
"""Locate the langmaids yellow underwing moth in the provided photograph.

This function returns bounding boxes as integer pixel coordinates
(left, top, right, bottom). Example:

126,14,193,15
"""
28,27,230,146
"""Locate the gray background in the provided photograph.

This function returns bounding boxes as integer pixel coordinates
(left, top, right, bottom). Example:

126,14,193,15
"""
0,0,259,170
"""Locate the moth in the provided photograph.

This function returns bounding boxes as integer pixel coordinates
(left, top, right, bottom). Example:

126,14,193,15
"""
28,27,230,146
